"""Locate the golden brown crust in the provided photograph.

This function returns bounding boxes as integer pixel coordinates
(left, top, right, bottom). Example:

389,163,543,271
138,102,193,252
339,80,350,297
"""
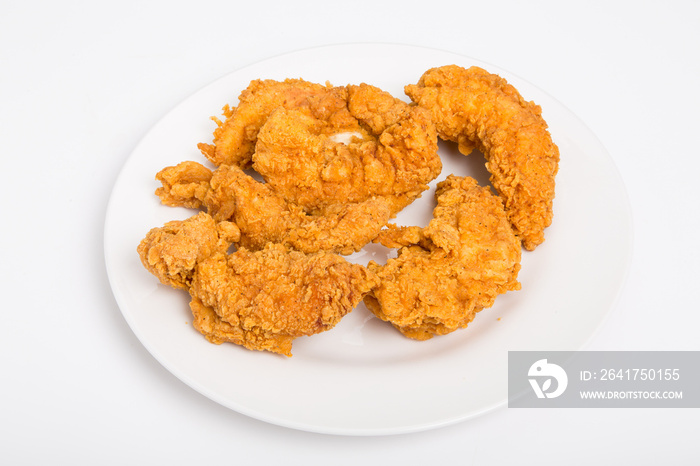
365,175,521,340
253,95,440,215
198,78,337,168
199,78,440,217
155,161,213,209
140,68,560,355
405,65,559,250
138,213,379,356
154,162,392,255
136,212,239,289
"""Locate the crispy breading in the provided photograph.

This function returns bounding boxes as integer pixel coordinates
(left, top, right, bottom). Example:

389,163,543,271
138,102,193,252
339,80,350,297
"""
155,161,392,255
137,212,379,356
405,65,559,250
253,83,441,215
365,176,521,340
198,79,364,168
137,211,240,289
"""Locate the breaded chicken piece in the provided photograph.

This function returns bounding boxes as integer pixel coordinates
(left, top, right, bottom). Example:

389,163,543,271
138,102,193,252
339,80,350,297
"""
155,161,392,255
137,211,240,289
253,83,441,215
198,79,365,168
138,212,379,356
364,175,521,340
405,65,559,250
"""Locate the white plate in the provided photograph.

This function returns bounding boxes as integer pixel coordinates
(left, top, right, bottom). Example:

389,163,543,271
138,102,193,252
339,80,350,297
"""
104,44,632,435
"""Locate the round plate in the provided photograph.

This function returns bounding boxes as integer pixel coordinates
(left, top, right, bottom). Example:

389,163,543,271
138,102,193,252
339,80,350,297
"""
104,43,632,435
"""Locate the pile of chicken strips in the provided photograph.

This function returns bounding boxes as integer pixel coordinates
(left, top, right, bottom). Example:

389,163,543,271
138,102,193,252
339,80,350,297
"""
138,65,559,356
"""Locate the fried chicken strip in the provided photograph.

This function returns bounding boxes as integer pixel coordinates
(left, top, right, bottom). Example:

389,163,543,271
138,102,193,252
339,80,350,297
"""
253,83,441,215
137,210,240,289
155,161,392,255
198,78,365,168
364,175,521,340
138,212,379,356
405,65,559,250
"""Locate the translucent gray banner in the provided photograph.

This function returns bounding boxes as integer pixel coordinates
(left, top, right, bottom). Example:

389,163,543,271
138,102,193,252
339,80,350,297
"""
508,351,700,408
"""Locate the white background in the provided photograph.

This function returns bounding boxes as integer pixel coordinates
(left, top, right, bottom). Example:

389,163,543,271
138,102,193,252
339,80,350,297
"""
2,0,698,464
